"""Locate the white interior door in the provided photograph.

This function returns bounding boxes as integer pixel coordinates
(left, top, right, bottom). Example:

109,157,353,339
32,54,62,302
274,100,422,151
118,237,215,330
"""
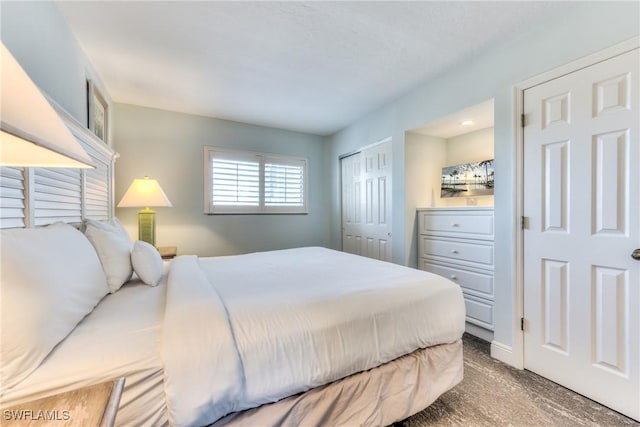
342,152,363,256
341,141,392,261
523,48,639,420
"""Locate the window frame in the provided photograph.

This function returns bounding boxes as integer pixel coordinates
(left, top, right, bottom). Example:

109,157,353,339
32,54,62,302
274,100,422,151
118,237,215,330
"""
203,146,308,215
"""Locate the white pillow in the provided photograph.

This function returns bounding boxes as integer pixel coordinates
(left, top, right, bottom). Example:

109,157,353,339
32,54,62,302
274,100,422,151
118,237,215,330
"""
131,240,164,286
0,222,110,389
84,217,133,293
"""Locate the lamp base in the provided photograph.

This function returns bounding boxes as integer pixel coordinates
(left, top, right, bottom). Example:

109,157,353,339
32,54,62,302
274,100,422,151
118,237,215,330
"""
138,208,156,246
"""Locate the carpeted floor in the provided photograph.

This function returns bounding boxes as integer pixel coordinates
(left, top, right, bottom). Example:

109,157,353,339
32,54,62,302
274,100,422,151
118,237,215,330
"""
397,334,639,427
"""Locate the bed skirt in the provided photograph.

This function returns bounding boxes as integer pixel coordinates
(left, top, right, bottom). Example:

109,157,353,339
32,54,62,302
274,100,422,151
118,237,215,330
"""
211,339,463,427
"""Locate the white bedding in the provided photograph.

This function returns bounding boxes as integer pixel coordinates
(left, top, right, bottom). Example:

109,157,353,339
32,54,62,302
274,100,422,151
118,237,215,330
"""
0,277,168,427
163,247,465,426
2,247,465,427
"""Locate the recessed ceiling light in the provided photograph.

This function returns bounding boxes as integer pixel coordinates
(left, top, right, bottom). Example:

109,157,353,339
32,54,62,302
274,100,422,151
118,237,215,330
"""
461,120,474,126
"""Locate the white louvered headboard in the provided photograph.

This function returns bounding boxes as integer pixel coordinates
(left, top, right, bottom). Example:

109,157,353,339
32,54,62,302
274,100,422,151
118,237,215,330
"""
0,98,117,229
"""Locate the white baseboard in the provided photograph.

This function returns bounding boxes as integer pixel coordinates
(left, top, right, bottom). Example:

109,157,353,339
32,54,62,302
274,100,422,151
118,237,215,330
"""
490,340,514,367
465,323,494,342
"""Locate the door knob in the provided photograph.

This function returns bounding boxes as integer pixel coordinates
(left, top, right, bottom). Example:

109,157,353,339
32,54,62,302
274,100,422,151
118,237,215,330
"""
632,249,640,260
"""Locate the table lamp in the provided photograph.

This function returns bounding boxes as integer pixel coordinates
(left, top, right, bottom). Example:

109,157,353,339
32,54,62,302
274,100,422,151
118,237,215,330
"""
117,176,172,246
1,42,94,168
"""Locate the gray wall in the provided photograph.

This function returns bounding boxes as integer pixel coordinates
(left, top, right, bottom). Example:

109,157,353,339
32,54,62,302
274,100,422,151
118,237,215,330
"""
5,0,639,353
1,2,112,143
2,0,329,257
404,132,446,268
113,104,329,256
324,1,640,350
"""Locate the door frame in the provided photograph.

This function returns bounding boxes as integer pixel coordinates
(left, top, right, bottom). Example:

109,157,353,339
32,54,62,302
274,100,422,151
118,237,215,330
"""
339,136,392,253
509,36,640,370
338,136,392,162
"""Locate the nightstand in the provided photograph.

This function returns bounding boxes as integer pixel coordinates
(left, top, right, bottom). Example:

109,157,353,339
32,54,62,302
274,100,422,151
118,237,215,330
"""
157,246,177,260
1,377,125,427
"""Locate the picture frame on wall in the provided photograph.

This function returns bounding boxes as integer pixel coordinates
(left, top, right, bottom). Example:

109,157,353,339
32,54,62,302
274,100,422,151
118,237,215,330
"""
441,158,494,198
87,80,108,143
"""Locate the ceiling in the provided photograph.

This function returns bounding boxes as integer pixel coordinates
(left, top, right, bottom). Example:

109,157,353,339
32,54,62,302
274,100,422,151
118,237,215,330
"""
56,1,572,136
411,99,494,139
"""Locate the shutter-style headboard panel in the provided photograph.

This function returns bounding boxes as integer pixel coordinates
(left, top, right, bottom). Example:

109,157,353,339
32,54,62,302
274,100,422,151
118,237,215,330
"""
0,98,117,229
0,167,26,228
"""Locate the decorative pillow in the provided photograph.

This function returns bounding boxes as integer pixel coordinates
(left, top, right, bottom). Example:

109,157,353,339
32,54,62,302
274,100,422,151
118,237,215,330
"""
0,222,110,389
131,240,164,286
84,217,133,292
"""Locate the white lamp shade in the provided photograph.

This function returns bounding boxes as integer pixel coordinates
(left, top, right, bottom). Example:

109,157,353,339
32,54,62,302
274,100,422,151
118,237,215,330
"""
117,177,173,208
0,42,94,168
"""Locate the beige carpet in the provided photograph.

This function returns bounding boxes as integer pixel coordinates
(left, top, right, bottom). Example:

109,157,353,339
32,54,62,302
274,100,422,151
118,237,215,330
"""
398,335,638,427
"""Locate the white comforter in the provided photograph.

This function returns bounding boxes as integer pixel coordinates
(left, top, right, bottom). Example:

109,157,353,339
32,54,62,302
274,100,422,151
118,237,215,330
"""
162,247,465,427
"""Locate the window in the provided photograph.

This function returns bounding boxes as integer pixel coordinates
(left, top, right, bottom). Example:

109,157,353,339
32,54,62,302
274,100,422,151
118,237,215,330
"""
204,147,308,214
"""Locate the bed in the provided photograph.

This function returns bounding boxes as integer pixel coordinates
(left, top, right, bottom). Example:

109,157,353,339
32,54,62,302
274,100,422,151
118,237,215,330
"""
0,222,465,427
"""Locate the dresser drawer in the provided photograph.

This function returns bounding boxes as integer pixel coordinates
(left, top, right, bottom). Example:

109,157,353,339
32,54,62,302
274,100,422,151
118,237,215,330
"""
418,210,493,239
419,236,493,267
420,261,494,300
464,294,493,330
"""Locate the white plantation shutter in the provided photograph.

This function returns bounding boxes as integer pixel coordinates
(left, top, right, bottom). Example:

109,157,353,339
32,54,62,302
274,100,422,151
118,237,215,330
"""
212,157,260,208
264,158,306,213
29,110,114,226
82,142,111,221
33,168,83,226
0,167,26,228
0,96,116,229
204,147,308,214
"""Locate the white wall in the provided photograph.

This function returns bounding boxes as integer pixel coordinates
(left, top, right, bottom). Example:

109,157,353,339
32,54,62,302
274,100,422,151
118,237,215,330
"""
404,132,446,267
325,1,640,352
113,104,329,256
1,2,112,144
446,127,494,166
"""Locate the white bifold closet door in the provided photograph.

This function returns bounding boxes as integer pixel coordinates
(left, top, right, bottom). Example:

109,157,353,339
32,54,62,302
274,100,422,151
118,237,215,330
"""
523,48,639,420
341,141,392,262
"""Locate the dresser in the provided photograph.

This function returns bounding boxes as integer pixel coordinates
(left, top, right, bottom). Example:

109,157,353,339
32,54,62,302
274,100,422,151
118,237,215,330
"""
417,207,494,340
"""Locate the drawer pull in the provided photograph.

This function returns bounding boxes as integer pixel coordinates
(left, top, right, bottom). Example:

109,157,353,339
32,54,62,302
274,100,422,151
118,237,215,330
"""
450,275,458,281
451,223,460,227
451,249,459,254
